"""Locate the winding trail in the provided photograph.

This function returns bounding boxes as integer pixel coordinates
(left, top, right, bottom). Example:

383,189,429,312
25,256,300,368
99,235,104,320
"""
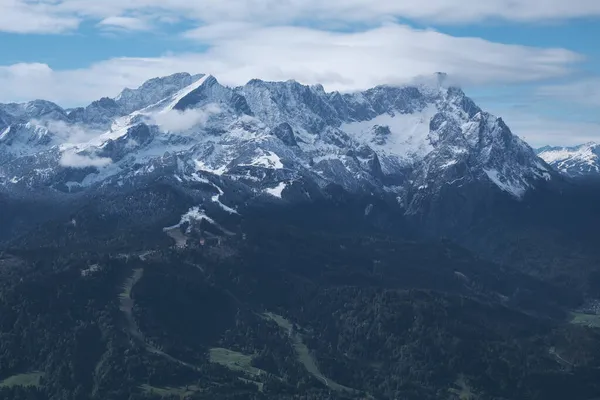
119,268,145,342
549,347,574,367
263,312,355,393
118,263,201,372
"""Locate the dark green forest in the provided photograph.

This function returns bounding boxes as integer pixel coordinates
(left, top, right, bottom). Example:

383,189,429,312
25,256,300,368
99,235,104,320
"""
1,192,600,400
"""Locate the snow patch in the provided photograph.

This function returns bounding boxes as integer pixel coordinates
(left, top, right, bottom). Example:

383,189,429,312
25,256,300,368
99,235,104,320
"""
81,264,102,277
0,127,10,140
195,159,228,175
341,105,437,162
212,193,239,214
188,172,211,183
59,151,113,168
65,181,82,192
265,182,287,198
440,160,458,168
209,182,239,214
484,169,526,198
163,206,216,231
163,75,211,112
242,150,284,169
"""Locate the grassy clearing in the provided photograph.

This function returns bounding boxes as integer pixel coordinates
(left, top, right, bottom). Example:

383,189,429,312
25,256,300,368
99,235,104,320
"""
141,384,202,399
209,348,263,377
0,372,44,388
119,268,144,304
164,227,188,248
570,312,600,328
262,312,355,393
118,268,145,342
264,312,293,331
448,375,477,400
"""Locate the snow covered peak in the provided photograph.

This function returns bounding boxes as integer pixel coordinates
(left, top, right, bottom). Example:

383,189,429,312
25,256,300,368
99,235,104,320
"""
0,72,554,205
67,97,121,130
0,122,56,159
409,72,452,97
115,73,205,114
537,142,600,178
0,100,67,123
240,78,338,131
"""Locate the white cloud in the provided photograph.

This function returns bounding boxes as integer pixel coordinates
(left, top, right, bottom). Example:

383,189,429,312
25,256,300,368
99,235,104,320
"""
0,24,581,106
59,151,113,168
98,16,151,31
183,24,581,88
34,119,104,144
537,79,600,107
0,0,79,34
3,0,600,34
1,1,595,147
150,104,221,132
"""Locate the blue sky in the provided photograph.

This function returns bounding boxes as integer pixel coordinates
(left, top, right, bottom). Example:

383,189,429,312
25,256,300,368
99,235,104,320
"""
0,0,599,146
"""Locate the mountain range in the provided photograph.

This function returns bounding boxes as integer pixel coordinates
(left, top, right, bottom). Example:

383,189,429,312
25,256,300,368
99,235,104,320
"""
537,142,600,179
3,72,600,279
0,72,557,195
2,72,600,400
0,72,562,214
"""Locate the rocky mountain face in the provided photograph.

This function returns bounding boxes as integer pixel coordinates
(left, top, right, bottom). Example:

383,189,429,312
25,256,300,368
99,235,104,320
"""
538,142,600,179
0,73,553,208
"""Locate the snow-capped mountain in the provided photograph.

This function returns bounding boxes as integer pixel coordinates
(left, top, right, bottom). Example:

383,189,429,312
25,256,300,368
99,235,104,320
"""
537,143,600,178
0,73,553,212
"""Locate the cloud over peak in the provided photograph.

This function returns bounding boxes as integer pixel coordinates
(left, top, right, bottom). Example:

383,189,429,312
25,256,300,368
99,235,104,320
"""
0,23,582,106
59,151,112,168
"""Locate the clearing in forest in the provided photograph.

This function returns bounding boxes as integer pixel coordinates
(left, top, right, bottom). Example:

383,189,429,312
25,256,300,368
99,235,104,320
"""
570,312,600,328
119,268,145,341
262,312,355,393
118,267,202,372
448,375,478,399
0,372,44,388
209,348,265,391
209,348,263,377
141,384,202,399
164,226,188,248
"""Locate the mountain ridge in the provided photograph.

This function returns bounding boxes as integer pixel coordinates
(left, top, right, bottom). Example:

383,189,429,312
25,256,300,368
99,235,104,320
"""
538,142,600,178
0,72,554,208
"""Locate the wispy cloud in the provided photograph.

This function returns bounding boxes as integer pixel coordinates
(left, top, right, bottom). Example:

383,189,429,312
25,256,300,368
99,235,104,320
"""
0,0,79,34
150,104,221,132
0,24,582,105
59,151,112,168
34,119,104,144
97,16,151,32
36,119,113,167
3,0,600,35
